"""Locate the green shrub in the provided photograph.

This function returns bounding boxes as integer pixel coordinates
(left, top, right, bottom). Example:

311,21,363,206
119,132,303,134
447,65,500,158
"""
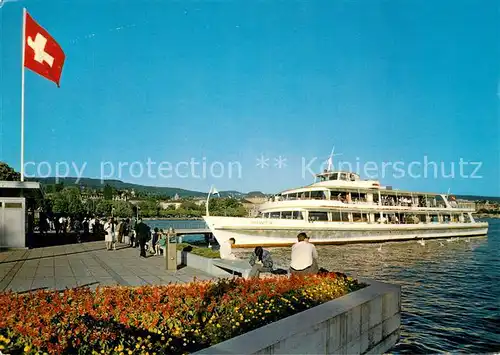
176,242,220,259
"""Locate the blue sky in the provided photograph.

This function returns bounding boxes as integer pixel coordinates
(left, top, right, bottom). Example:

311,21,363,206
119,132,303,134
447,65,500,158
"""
0,0,499,196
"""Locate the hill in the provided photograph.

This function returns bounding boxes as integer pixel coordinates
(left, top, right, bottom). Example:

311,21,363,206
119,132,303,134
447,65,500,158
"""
28,177,261,198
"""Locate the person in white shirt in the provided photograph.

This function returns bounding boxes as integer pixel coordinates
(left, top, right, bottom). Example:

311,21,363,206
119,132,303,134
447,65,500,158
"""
290,233,319,275
104,217,116,251
219,237,237,260
89,217,96,234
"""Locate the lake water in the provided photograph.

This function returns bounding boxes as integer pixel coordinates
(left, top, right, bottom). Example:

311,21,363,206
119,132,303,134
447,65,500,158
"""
146,218,500,353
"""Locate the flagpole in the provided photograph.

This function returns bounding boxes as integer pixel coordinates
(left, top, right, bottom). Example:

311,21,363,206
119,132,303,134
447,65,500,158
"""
206,187,212,217
20,8,26,182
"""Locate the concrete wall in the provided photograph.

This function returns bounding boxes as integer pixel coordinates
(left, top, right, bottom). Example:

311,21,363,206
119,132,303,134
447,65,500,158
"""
193,278,400,355
177,250,230,277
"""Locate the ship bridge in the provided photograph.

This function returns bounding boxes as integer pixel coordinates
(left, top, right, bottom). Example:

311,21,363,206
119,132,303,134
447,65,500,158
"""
314,170,381,189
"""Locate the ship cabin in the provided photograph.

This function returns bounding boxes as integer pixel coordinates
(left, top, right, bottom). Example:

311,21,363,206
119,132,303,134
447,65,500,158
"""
315,170,361,183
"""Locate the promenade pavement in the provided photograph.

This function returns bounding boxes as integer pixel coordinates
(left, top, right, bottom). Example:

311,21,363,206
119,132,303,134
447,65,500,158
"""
0,241,215,293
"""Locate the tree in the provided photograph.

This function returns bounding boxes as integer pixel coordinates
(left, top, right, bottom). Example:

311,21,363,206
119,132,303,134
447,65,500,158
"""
112,200,133,217
66,188,84,215
103,184,113,200
96,200,113,216
0,162,20,181
51,193,69,214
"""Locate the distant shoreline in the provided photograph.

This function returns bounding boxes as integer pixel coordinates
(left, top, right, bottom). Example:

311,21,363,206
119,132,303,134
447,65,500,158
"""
473,214,500,219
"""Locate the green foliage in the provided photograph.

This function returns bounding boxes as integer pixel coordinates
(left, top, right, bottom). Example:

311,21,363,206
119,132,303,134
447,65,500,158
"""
176,243,220,259
0,162,20,181
113,200,133,217
137,200,160,217
43,187,249,218
103,184,113,200
96,200,113,216
49,188,84,215
209,198,247,217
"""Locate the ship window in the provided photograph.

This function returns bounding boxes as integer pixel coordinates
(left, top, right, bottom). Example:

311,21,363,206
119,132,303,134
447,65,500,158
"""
270,212,281,219
292,211,303,220
331,211,343,221
329,173,338,181
443,214,451,223
310,191,324,200
352,213,366,222
309,211,328,221
429,214,438,222
281,211,293,219
464,214,471,223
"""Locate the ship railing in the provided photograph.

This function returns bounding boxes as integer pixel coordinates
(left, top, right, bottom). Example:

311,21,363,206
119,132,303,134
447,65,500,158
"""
454,202,476,210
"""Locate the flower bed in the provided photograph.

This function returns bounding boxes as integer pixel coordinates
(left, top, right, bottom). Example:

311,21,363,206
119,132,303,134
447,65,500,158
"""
1,273,365,354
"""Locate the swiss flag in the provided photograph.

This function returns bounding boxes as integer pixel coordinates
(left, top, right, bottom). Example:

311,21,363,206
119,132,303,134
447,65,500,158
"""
24,11,65,87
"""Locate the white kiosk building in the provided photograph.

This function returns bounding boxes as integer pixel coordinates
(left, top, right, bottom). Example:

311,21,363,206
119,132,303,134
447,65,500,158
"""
0,181,43,249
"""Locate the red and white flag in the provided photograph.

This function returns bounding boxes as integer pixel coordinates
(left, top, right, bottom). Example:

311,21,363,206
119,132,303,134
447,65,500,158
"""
24,11,65,87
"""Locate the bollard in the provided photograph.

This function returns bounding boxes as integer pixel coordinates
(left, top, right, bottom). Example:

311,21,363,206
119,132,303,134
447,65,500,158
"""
166,231,177,271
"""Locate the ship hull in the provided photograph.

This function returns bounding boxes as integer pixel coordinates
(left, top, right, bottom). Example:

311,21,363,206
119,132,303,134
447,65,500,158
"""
203,216,488,248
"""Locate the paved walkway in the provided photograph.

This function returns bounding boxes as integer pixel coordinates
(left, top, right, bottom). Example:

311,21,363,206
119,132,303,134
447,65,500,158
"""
0,241,215,293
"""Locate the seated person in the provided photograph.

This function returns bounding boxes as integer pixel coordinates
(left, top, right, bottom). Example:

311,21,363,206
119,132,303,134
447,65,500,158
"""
248,246,273,278
290,233,319,275
219,237,237,260
156,229,167,255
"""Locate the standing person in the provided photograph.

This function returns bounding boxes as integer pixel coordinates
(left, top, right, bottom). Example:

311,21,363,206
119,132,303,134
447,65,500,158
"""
129,219,136,247
89,216,96,235
290,233,319,275
151,227,159,254
104,217,116,251
135,218,151,258
116,218,123,243
219,237,237,260
74,218,82,243
248,246,274,278
82,217,89,242
122,218,130,244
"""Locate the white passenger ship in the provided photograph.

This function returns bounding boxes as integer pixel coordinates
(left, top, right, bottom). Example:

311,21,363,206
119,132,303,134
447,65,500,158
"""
204,169,489,248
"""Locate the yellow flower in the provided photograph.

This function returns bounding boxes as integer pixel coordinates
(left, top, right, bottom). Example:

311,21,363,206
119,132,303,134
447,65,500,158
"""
216,324,221,328
24,345,32,352
136,344,140,349
128,351,133,355
4,339,10,344
0,345,5,350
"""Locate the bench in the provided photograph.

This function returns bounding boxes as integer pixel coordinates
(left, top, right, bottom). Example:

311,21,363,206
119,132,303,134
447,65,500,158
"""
212,259,253,279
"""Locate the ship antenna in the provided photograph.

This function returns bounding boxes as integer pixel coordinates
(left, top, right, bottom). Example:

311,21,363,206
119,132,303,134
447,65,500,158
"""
326,145,343,172
327,146,335,172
